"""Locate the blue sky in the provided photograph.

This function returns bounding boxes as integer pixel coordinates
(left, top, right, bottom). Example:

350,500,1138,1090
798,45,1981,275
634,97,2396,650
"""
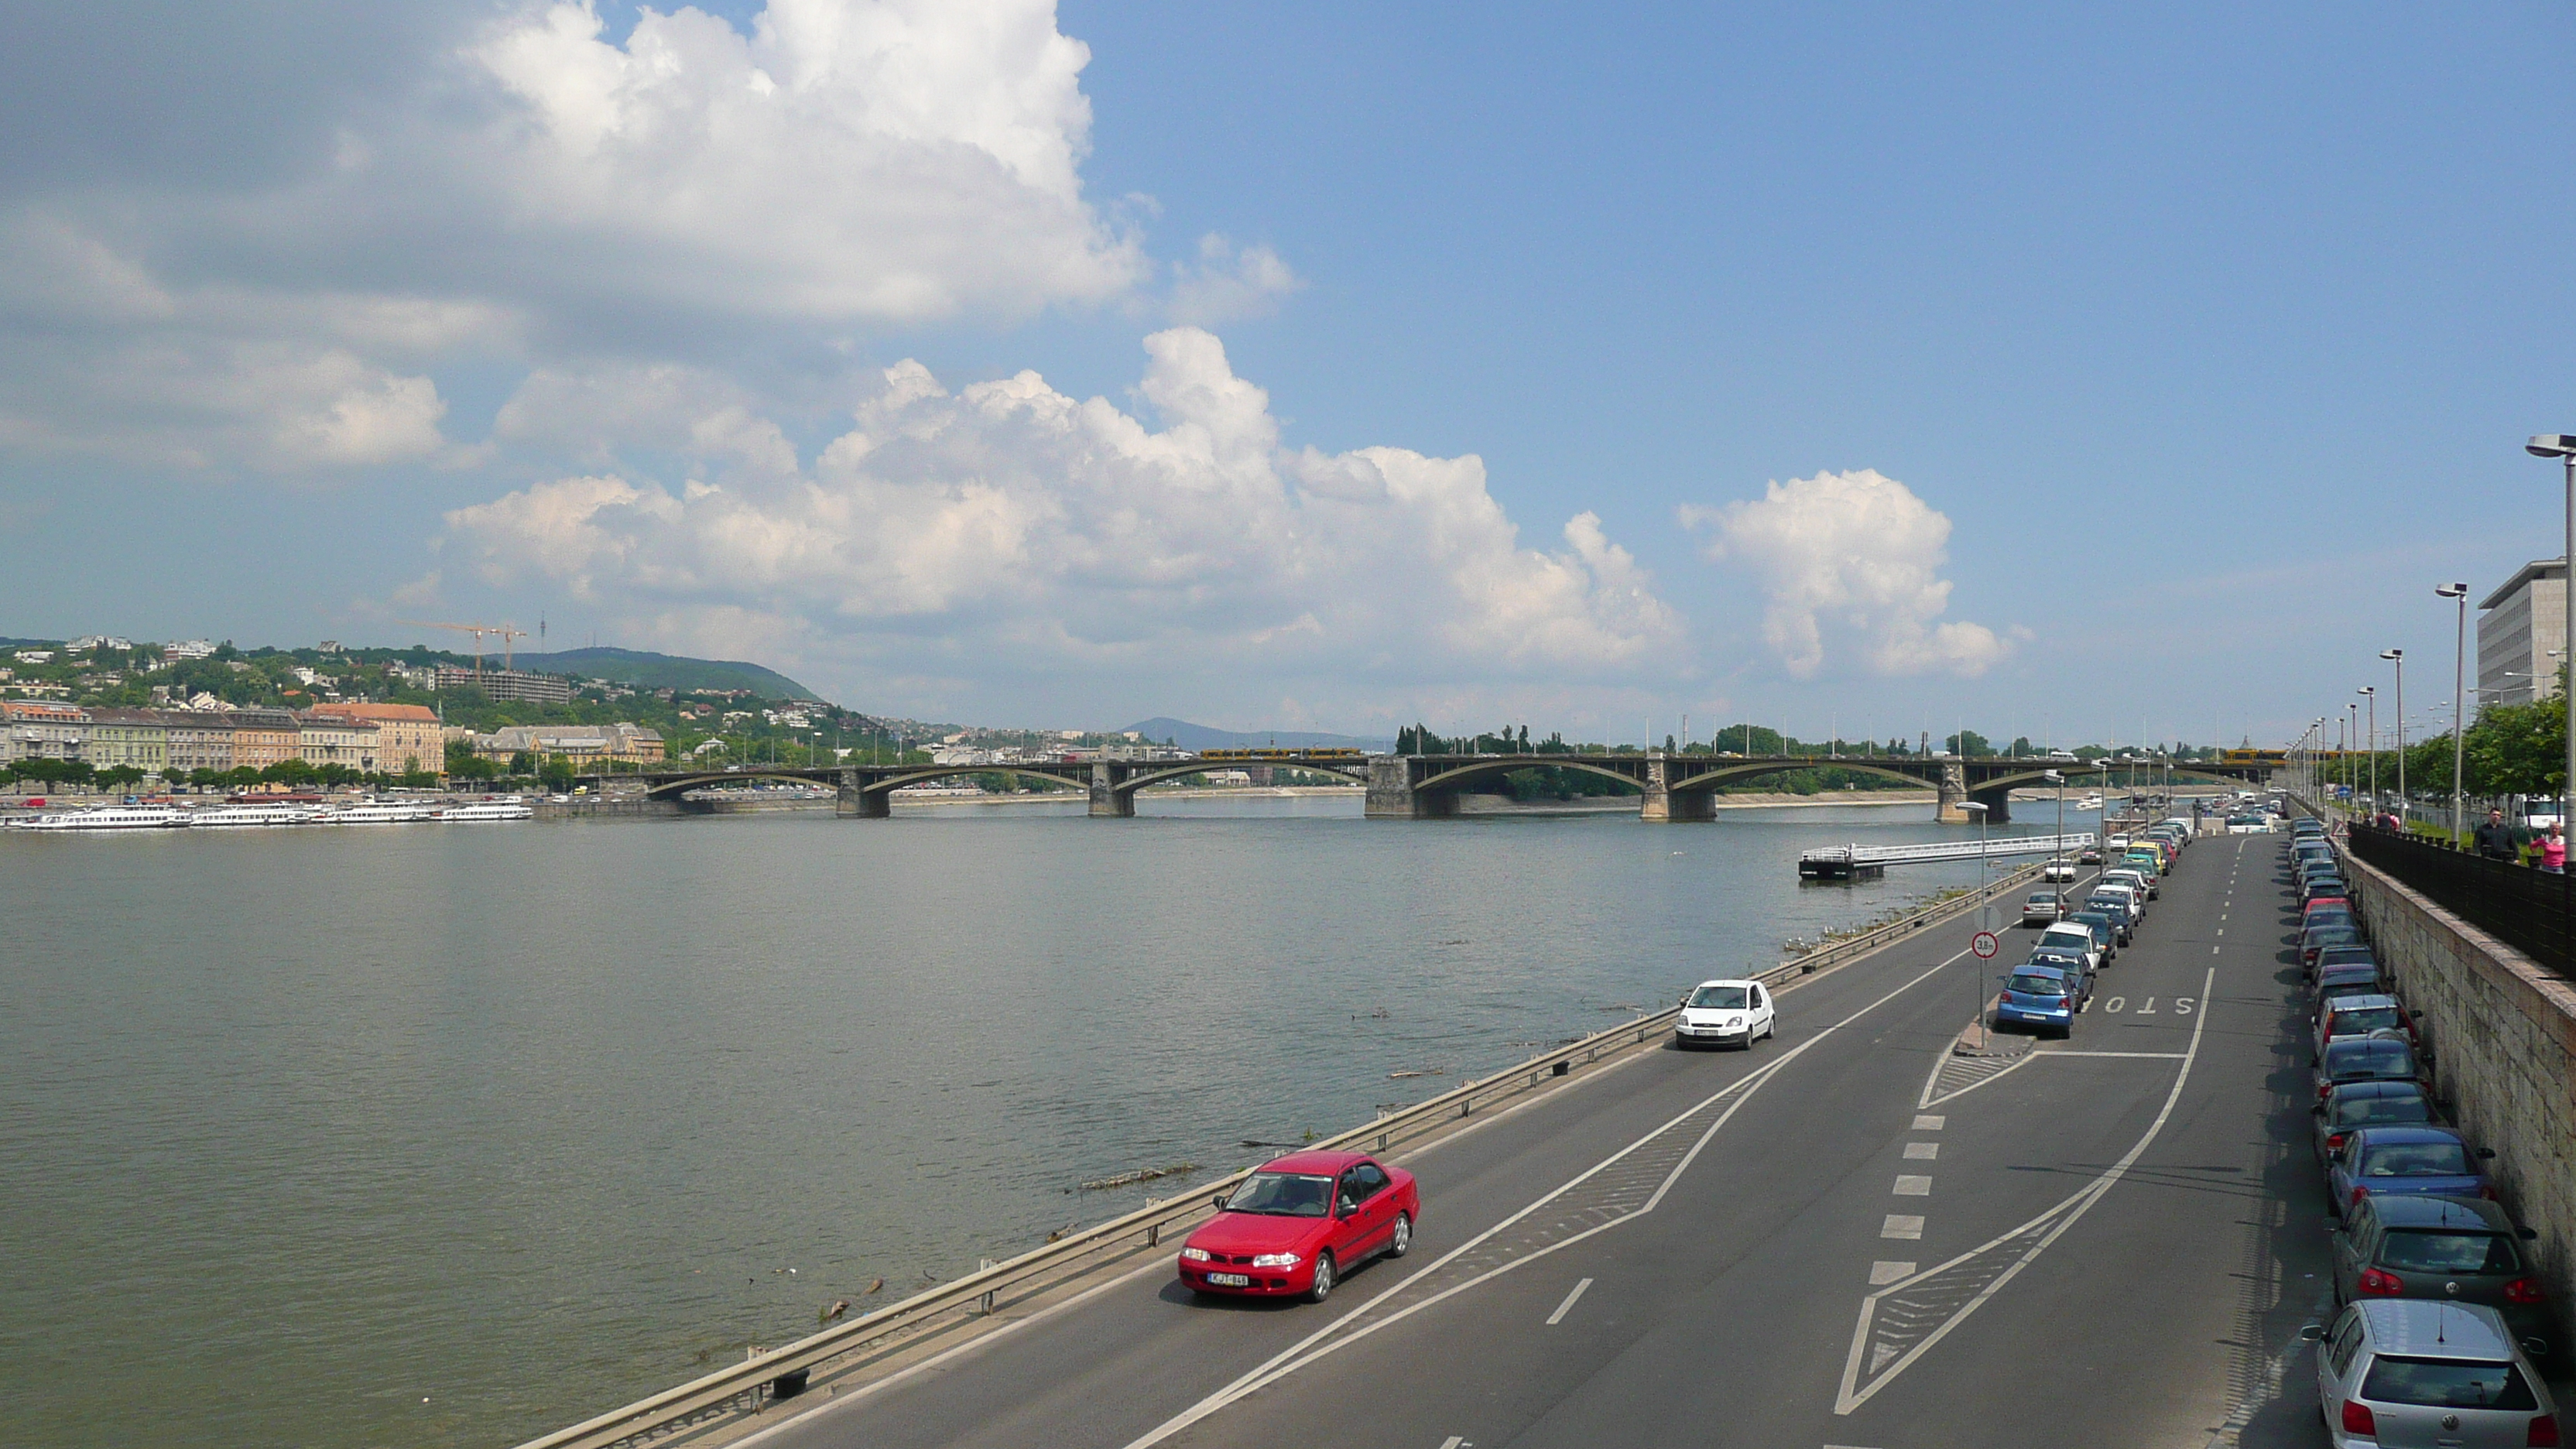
2,2,2569,747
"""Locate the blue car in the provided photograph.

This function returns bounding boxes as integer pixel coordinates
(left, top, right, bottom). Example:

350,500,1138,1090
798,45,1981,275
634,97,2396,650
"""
2326,1125,2495,1220
1995,964,2078,1038
2026,947,2095,1006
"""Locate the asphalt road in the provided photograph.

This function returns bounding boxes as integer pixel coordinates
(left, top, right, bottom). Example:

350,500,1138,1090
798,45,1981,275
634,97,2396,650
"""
743,831,2334,1449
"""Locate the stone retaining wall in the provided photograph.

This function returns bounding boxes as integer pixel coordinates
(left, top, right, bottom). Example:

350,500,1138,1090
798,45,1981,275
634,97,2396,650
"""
2341,841,2576,1351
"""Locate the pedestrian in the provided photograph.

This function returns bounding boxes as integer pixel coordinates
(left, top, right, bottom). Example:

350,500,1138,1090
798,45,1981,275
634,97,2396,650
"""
2544,823,2567,875
2473,808,2522,862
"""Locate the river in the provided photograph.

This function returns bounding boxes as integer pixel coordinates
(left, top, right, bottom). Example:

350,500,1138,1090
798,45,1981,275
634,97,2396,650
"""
0,794,2112,1448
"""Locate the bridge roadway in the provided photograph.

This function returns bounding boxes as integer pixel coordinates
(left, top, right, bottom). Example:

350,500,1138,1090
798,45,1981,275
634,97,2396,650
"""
731,831,2332,1449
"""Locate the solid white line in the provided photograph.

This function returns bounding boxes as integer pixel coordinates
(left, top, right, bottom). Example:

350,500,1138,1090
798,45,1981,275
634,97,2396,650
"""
1834,965,2219,1415
1117,948,1972,1449
2041,1050,2187,1059
1544,1277,1594,1326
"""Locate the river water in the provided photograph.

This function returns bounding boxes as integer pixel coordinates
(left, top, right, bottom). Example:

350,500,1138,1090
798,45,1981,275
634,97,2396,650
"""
0,794,2107,1448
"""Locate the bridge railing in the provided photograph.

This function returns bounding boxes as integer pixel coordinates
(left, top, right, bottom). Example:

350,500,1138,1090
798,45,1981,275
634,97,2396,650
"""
510,853,2048,1449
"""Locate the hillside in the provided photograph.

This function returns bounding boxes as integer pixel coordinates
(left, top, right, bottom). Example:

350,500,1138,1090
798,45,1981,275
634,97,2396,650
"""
1122,717,1394,752
512,647,822,701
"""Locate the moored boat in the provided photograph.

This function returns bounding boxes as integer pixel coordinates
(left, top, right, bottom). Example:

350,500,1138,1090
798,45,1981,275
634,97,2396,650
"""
436,798,533,821
10,805,192,831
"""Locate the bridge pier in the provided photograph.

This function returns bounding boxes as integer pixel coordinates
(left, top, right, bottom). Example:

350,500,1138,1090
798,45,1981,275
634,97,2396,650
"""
1935,761,1971,824
1088,763,1134,817
1639,755,1714,822
837,769,889,818
1365,757,1459,818
1971,788,2013,824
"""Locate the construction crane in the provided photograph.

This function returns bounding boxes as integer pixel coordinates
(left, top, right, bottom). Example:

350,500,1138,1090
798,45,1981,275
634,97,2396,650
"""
397,620,529,681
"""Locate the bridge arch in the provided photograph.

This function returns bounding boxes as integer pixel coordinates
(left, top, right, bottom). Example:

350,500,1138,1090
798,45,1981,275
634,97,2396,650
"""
1664,758,1939,795
1115,760,1371,795
1412,757,1646,796
642,768,845,800
856,766,1091,797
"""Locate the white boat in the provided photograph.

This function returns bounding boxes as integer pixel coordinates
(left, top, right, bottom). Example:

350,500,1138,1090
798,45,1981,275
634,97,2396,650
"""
11,805,192,831
191,803,321,827
323,801,440,824
437,799,533,822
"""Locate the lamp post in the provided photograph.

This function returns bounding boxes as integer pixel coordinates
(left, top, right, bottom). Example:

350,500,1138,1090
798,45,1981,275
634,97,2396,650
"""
2358,686,2377,815
2437,584,2469,843
2527,434,2576,827
2043,768,2066,889
2380,648,2405,828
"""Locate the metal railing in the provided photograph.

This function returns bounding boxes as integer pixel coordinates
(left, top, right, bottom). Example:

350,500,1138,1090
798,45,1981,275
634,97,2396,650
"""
2348,824,2574,978
513,859,2040,1449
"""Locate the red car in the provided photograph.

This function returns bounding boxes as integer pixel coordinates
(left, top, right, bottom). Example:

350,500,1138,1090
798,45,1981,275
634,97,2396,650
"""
1177,1150,1420,1303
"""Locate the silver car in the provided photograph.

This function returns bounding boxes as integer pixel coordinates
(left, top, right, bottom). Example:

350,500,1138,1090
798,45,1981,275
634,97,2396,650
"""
2310,1298,2558,1447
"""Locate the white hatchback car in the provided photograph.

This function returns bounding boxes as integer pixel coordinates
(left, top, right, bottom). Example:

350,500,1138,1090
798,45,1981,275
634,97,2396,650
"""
2311,1299,2558,1447
1674,979,1776,1050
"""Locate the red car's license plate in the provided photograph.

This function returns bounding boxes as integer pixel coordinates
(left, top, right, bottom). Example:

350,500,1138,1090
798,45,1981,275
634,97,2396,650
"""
1205,1272,1249,1287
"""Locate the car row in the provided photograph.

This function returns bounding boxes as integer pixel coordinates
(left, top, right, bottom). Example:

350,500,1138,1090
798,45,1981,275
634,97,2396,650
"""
1995,817,2194,1037
2290,817,2561,1446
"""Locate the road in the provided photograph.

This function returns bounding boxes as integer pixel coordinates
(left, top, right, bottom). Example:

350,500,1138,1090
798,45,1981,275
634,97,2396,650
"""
741,831,2332,1449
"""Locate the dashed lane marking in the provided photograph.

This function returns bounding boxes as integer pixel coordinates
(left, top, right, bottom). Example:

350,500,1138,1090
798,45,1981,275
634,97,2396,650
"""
1893,1176,1933,1196
1903,1142,1938,1160
1881,1216,1924,1240
1911,1115,1944,1131
1869,1262,1915,1286
1543,1278,1592,1327
1833,967,2218,1416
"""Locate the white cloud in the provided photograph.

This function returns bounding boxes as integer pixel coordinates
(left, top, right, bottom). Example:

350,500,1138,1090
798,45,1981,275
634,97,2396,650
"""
1169,233,1301,324
1684,468,2011,679
443,327,1684,704
0,0,1152,471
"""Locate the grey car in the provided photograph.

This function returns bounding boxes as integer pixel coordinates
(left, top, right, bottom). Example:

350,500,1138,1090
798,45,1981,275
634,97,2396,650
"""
2328,1195,2551,1359
2311,1298,2557,1447
2312,1078,2437,1167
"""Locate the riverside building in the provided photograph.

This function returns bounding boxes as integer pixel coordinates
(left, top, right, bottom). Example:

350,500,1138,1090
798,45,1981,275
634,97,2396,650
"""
2479,558,2568,707
3,701,87,762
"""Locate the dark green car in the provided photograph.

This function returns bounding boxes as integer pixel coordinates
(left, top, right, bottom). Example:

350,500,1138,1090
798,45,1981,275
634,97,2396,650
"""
2329,1195,2552,1358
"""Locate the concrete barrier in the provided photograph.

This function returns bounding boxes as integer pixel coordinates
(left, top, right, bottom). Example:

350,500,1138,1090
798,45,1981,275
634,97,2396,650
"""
2340,840,2576,1353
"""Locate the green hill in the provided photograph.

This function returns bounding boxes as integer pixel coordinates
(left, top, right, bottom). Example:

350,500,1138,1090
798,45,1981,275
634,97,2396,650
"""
512,647,822,701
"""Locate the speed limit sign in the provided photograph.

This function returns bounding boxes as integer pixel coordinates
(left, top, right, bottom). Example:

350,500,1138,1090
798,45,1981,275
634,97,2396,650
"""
1971,931,2000,960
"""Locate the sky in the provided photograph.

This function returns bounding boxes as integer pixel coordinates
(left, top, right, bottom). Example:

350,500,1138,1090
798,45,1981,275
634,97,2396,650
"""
3,1,2571,748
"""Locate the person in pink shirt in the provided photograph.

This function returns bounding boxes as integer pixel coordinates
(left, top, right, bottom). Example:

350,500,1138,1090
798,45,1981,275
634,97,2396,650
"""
2543,822,2567,874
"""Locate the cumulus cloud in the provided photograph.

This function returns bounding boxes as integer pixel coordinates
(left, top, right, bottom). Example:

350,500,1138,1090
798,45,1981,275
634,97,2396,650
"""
1683,468,2011,679
444,328,1684,694
1168,234,1301,324
0,0,1153,470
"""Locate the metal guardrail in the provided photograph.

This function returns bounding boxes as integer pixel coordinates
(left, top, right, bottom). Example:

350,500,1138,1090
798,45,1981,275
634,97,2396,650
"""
512,860,2042,1449
2348,824,2574,978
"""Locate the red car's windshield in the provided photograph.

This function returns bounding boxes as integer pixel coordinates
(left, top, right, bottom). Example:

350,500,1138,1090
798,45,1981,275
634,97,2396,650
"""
1225,1172,1334,1217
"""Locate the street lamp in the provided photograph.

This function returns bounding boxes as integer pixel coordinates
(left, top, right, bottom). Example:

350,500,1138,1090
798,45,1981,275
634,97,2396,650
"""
2357,685,2377,815
2527,433,2576,825
2437,584,2469,843
2043,768,2066,888
2380,648,2405,828
1963,799,1991,1040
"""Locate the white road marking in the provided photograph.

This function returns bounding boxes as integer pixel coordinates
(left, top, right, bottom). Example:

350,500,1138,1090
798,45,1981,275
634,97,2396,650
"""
1543,1278,1593,1326
1117,948,1978,1449
2212,946,2221,954
2042,1050,2187,1059
1911,1115,1944,1130
1834,966,2219,1416
1881,1215,1924,1240
1869,1262,1915,1285
1903,1142,1937,1160
1439,1437,1465,1449
1893,1176,1933,1196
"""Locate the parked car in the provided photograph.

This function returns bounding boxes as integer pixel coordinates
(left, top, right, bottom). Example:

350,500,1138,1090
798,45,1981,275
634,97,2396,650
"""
1995,964,2079,1037
2327,1125,2495,1219
2041,859,2078,883
2067,910,2120,960
2314,993,2423,1063
1177,1152,1419,1303
2315,1037,2425,1105
2316,964,2393,1010
2329,1195,2552,1357
1673,978,1777,1050
2036,923,2103,975
2077,844,2104,864
2302,876,2352,907
2313,1080,2437,1167
2311,1300,2558,1448
2021,890,2067,926
2102,868,2156,905
2304,923,2362,969
2082,895,2136,944
2314,944,2381,978
2026,946,2095,1004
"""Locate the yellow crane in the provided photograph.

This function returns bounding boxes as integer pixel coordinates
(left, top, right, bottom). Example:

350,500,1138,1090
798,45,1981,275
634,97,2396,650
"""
397,619,530,681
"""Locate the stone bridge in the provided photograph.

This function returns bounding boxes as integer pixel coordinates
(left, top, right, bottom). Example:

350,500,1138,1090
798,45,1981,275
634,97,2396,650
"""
588,752,2276,823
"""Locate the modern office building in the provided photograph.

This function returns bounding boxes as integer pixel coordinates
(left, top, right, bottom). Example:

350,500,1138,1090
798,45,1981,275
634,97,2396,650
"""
433,666,573,705
2478,558,2568,708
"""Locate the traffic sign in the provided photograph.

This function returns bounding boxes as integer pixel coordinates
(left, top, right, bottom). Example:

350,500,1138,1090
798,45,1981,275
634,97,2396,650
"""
1971,931,2000,960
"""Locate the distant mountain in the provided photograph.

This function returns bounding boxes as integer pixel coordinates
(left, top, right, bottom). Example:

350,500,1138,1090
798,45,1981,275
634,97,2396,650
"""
1122,717,1394,752
512,646,822,701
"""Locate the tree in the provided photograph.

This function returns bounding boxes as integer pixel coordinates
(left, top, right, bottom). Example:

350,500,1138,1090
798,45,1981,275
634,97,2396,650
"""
1945,729,1992,757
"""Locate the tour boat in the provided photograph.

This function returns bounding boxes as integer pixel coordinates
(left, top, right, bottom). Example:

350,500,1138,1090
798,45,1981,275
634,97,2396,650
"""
436,798,533,822
323,800,439,824
10,805,192,831
190,803,322,827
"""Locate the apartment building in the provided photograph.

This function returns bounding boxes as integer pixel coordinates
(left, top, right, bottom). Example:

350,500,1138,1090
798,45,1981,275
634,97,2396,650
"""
160,711,235,774
229,710,303,772
434,666,574,705
3,701,87,762
310,702,443,776
296,712,382,772
82,707,170,774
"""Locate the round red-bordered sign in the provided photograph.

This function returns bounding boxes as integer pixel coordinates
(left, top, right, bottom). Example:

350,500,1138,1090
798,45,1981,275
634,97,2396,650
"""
1971,931,2000,959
